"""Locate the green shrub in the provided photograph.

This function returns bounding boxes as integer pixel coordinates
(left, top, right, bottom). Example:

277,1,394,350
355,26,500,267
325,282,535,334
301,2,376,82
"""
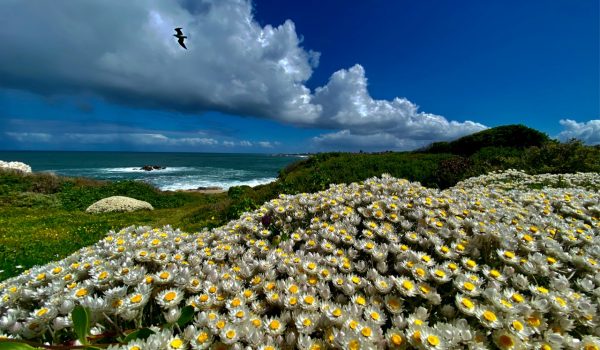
58,180,188,211
421,124,549,156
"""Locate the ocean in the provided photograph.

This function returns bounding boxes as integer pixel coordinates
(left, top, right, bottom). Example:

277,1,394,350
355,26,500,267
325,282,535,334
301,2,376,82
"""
0,151,306,191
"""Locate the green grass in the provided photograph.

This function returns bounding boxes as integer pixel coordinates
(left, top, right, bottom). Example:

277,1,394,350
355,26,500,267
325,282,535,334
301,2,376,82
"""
0,172,230,280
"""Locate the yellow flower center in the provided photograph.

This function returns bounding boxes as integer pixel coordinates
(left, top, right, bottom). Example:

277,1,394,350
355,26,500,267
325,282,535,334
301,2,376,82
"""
463,282,475,291
402,280,414,290
527,316,541,327
483,310,497,322
512,293,524,303
269,320,280,330
216,320,225,329
36,308,49,317
226,330,236,339
164,291,177,302
303,319,312,327
196,332,209,343
461,298,474,309
427,335,440,346
76,288,88,297
304,295,315,305
391,334,403,345
332,308,342,317
512,320,524,331
361,327,372,337
170,338,183,349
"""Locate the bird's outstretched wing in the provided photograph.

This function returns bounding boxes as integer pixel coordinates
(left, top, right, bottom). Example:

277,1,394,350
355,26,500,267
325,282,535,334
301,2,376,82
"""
174,27,184,36
178,37,187,49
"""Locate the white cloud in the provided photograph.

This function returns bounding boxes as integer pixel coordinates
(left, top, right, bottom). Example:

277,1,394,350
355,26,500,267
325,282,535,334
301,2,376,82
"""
0,0,487,151
63,133,219,146
557,119,600,145
5,132,52,142
0,0,320,124
311,65,487,140
312,130,423,152
258,141,273,148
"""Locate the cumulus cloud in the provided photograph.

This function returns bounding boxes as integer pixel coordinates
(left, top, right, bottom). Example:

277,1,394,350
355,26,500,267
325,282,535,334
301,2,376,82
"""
0,0,486,151
310,65,487,150
556,119,600,145
0,0,320,123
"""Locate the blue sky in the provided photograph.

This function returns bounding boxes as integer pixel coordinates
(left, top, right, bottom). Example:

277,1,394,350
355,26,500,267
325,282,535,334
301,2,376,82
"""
1,0,598,152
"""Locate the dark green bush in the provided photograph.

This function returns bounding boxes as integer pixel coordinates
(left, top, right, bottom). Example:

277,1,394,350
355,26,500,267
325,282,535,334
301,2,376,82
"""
59,180,188,210
421,124,549,156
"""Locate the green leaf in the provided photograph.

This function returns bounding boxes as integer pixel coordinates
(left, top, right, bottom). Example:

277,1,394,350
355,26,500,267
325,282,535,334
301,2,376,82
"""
122,328,155,343
177,305,195,327
0,342,39,350
72,305,90,345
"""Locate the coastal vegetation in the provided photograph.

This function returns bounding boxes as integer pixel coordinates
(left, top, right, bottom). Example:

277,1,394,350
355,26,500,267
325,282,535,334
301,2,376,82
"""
1,125,599,281
1,170,598,348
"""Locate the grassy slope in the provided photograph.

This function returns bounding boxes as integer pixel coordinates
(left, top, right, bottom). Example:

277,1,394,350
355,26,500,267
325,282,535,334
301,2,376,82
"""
0,172,229,279
2,124,599,280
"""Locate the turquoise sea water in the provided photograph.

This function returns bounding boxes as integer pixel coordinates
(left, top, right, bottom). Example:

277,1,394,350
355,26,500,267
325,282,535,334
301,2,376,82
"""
0,151,304,190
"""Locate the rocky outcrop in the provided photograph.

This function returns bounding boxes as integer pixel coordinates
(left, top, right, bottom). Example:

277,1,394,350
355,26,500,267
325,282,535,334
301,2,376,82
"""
0,160,32,173
140,165,166,171
86,196,154,213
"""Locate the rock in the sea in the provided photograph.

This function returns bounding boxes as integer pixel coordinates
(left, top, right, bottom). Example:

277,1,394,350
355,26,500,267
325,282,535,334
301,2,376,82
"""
86,196,154,213
141,165,166,171
0,160,32,173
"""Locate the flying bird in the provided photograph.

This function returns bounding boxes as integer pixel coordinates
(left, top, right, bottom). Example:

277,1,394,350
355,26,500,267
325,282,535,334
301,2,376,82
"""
174,27,187,49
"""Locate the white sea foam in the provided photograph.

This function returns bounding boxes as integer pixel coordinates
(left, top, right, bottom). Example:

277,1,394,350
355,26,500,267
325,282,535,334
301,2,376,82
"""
156,177,277,191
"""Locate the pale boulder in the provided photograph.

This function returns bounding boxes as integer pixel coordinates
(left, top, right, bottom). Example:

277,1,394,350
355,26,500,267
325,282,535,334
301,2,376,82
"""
86,196,153,213
0,160,32,173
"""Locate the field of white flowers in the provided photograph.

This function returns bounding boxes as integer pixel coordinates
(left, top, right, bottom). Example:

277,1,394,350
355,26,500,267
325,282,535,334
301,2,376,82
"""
0,170,599,349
